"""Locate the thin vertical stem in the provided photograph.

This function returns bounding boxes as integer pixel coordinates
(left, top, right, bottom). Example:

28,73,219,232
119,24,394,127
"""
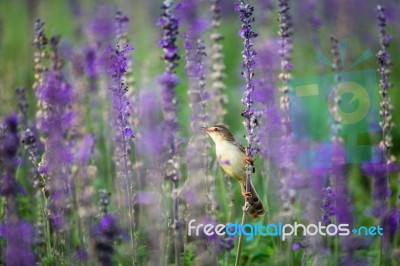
234,204,248,266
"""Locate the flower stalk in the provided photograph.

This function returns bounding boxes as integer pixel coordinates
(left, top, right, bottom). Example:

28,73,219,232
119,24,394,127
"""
235,1,260,264
158,1,183,264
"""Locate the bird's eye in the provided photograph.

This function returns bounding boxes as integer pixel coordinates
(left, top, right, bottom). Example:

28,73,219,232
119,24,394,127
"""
214,128,219,132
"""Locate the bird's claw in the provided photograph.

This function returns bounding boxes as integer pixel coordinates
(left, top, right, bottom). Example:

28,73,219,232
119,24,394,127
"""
245,157,254,164
242,191,252,200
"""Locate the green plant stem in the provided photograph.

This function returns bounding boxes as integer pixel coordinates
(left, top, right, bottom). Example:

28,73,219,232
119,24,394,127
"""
234,203,248,266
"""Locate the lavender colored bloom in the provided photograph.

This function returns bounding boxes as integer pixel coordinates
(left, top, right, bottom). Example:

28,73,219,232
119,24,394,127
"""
22,128,43,189
86,6,115,44
277,0,293,128
362,150,399,217
361,5,397,225
376,5,394,162
306,0,322,56
275,0,297,216
0,221,36,266
136,90,165,157
184,37,214,224
115,11,129,41
106,43,135,141
36,69,74,230
99,189,111,215
83,46,98,78
185,38,208,130
176,0,208,38
159,0,180,73
292,242,305,251
32,19,48,91
158,10,180,137
0,114,21,197
253,38,280,159
321,186,335,225
158,2,183,264
380,208,399,251
209,0,227,124
236,1,260,199
92,214,121,266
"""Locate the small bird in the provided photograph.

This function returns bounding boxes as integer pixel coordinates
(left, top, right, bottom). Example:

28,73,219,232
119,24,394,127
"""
204,125,265,219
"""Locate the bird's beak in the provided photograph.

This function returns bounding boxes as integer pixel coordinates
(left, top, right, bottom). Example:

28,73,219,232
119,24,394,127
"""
201,126,211,132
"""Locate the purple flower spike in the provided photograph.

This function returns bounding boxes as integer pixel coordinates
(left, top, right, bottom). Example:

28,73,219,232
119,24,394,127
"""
376,5,395,164
0,221,36,266
236,0,260,199
321,186,335,225
91,214,122,265
36,37,75,230
0,114,21,197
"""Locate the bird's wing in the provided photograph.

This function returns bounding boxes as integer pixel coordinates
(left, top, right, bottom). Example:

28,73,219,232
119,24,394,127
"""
234,142,246,153
234,142,256,173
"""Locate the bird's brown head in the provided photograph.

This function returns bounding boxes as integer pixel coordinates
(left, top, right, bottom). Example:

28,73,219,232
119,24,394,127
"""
203,125,235,143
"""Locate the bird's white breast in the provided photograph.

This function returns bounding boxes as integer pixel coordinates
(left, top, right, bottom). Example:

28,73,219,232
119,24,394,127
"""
215,141,245,181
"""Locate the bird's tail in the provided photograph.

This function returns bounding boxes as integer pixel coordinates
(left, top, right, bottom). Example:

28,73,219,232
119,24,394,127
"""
246,181,265,219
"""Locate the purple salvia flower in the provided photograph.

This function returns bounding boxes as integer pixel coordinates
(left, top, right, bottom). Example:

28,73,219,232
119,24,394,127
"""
253,38,280,159
135,89,168,265
0,221,36,266
176,0,208,39
376,5,395,164
86,5,115,45
32,19,48,91
184,38,217,264
91,214,122,266
0,116,36,265
380,208,400,251
321,186,335,225
363,6,397,232
236,0,260,205
115,12,136,130
106,43,135,141
330,36,364,262
362,154,399,217
106,42,136,262
158,1,184,265
75,135,96,221
115,11,129,43
98,189,111,216
21,128,44,190
277,0,294,132
209,0,228,125
185,38,208,140
0,115,21,201
375,6,396,216
307,0,321,52
37,70,74,231
277,0,296,216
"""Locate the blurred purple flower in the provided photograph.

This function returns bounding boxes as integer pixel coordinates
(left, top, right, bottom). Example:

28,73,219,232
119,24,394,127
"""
86,6,115,44
0,221,36,266
92,214,122,265
176,0,209,38
134,192,154,205
362,150,399,217
36,68,75,230
0,114,21,197
321,186,335,225
209,0,227,124
292,242,305,251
